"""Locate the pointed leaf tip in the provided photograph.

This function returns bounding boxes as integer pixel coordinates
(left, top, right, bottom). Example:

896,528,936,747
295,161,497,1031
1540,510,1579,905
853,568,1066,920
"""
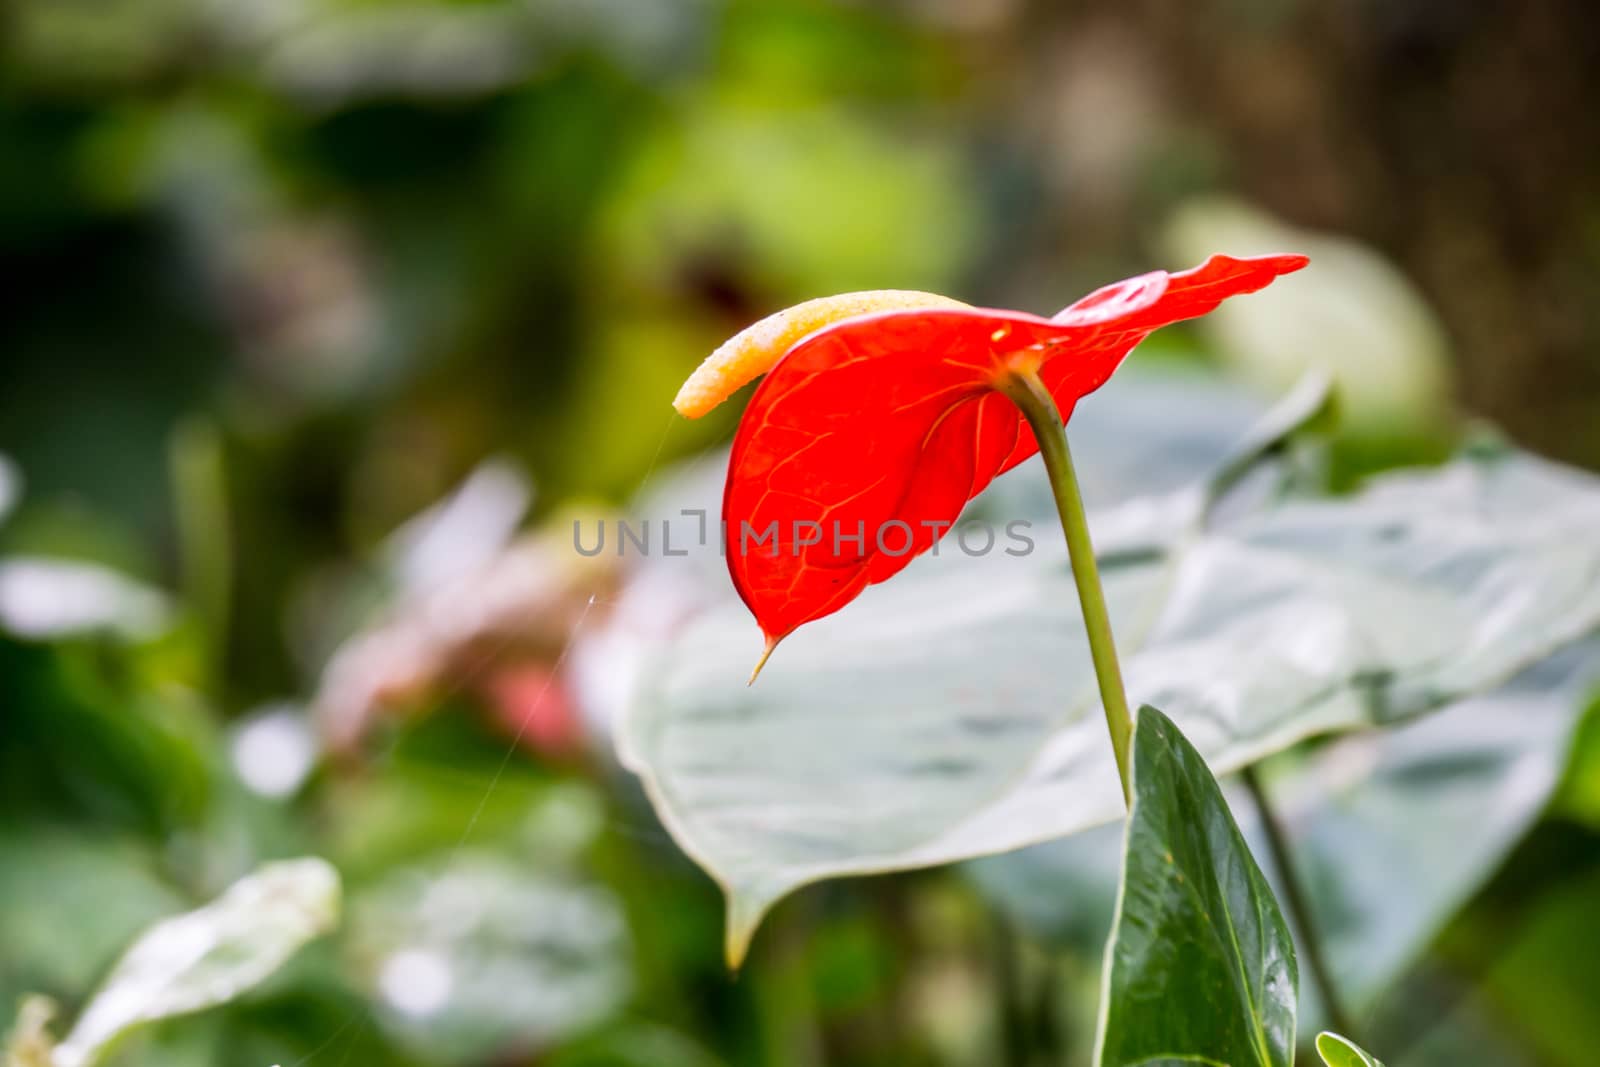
747,637,779,686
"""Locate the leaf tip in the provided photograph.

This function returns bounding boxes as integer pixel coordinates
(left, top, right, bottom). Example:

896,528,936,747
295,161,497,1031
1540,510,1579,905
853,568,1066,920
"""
747,636,781,685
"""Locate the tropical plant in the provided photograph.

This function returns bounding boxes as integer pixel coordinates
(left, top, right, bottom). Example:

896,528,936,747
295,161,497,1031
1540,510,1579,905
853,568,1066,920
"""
618,253,1600,1063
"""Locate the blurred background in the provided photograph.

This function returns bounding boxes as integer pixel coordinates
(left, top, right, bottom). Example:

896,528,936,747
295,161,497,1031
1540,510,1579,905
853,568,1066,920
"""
4,1,1600,1065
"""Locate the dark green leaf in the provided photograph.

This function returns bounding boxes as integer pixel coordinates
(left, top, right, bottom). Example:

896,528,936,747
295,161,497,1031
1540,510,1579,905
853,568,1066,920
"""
1096,706,1296,1067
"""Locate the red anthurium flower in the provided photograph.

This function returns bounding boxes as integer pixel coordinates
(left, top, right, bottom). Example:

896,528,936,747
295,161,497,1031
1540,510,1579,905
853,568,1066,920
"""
674,253,1308,673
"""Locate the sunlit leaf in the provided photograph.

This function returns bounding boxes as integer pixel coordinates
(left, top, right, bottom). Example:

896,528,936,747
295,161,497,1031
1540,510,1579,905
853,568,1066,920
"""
1316,1031,1385,1067
620,425,1600,964
1096,706,1296,1067
54,859,340,1067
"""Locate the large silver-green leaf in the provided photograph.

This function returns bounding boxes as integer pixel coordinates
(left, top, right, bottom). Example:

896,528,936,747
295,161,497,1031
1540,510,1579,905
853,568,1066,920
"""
53,858,340,1067
619,438,1600,965
969,641,1600,1031
617,369,1600,959
1096,706,1297,1067
1263,643,1600,1016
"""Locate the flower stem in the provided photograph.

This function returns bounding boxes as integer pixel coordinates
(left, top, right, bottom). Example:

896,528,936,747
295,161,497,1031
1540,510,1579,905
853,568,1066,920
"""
1241,764,1358,1042
996,369,1134,805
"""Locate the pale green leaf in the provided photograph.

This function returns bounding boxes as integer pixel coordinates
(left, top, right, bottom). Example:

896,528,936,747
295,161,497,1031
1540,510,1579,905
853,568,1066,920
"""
1316,1031,1385,1067
54,858,340,1067
620,435,1600,965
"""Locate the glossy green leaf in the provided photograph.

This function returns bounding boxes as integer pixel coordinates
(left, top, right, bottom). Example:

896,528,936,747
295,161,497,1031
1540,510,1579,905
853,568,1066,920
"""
1096,705,1297,1067
1316,1031,1385,1067
969,641,1600,1020
54,858,340,1067
619,422,1600,963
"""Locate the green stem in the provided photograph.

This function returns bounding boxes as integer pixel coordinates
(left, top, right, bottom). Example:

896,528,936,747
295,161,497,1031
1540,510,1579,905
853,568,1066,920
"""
995,369,1134,806
1241,764,1358,1042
